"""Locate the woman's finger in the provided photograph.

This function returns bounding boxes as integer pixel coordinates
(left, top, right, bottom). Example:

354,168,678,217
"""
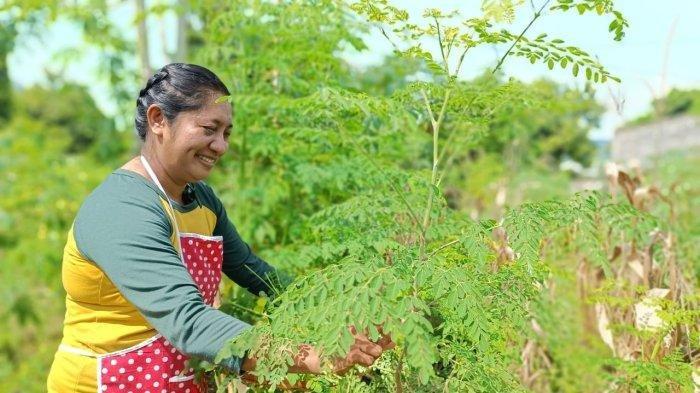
333,357,351,375
349,351,374,367
376,333,396,350
358,341,382,358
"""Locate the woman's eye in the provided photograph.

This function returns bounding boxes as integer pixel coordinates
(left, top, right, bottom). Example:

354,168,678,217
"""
203,126,216,135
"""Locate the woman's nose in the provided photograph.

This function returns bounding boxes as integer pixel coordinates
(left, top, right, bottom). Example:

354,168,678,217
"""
210,133,228,155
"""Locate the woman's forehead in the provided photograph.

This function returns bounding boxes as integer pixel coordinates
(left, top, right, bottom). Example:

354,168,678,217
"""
191,101,232,124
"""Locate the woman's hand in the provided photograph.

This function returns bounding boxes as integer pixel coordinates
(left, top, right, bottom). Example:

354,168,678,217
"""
241,326,395,377
331,326,385,375
375,325,396,351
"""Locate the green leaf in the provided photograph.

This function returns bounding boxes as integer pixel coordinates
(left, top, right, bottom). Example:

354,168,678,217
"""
286,373,299,385
214,95,231,104
572,63,580,76
368,323,380,341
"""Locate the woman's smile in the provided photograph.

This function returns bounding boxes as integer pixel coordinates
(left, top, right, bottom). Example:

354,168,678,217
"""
195,153,217,167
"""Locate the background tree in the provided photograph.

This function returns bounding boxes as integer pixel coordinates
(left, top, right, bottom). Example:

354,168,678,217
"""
0,80,128,391
0,1,696,392
14,83,126,157
0,22,16,122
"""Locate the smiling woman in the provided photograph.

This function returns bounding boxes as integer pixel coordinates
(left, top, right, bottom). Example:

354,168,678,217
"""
46,63,388,393
133,63,233,192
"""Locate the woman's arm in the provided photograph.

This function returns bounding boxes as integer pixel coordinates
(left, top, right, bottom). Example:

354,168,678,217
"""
73,175,251,373
201,182,284,297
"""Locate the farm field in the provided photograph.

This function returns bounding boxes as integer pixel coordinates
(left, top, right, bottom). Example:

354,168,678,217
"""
0,1,698,392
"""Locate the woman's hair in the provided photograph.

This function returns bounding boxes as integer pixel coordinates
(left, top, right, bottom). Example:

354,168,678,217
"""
135,63,230,141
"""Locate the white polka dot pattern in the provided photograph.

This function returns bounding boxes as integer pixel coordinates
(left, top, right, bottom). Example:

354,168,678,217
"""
98,236,223,392
100,337,206,393
180,236,223,306
98,336,204,392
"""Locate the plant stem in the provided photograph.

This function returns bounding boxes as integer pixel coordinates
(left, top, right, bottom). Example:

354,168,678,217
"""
438,0,552,179
493,0,551,74
428,238,461,258
419,88,452,259
228,301,265,318
649,332,666,361
434,17,449,74
453,46,470,78
380,26,401,52
445,35,457,63
395,351,404,393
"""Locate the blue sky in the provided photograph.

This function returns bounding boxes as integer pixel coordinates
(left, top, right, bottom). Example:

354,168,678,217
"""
8,1,700,140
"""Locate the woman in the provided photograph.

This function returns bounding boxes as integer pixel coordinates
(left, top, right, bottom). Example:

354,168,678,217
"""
47,63,386,393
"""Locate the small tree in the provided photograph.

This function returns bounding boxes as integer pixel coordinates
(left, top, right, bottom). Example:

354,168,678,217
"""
210,1,636,392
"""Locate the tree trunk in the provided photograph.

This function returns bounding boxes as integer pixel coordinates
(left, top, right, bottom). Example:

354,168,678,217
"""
175,0,188,62
0,24,16,122
135,0,152,81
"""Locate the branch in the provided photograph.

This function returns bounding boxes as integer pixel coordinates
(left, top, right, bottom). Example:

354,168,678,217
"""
427,238,461,259
435,86,451,128
380,26,401,52
434,17,450,74
453,46,470,78
420,89,436,127
419,88,452,258
445,34,457,63
492,0,551,75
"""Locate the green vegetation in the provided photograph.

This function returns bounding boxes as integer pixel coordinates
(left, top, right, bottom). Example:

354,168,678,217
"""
0,1,697,392
627,88,700,126
0,81,131,391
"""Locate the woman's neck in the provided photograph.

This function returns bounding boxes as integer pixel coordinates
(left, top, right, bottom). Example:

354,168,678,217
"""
124,152,187,204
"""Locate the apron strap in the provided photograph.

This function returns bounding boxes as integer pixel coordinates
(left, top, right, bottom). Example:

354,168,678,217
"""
140,155,183,256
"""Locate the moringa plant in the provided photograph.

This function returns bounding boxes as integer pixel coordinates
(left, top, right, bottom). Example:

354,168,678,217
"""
203,0,648,391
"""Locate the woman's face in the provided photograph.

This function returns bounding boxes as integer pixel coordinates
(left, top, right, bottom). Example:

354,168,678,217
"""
152,95,232,184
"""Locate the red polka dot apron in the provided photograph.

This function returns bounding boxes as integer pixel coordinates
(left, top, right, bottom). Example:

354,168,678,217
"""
95,232,223,393
59,156,224,393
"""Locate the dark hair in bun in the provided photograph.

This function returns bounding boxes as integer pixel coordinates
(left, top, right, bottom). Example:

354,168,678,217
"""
134,63,230,141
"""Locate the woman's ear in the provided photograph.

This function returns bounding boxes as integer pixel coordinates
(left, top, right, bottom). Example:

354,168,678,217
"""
146,105,167,137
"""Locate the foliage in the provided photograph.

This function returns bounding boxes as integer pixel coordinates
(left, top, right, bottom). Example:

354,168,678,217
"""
0,21,16,121
436,73,603,173
627,88,700,126
0,83,130,392
200,1,683,392
1,0,140,123
1,1,697,392
549,0,628,42
655,88,700,117
14,83,127,158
